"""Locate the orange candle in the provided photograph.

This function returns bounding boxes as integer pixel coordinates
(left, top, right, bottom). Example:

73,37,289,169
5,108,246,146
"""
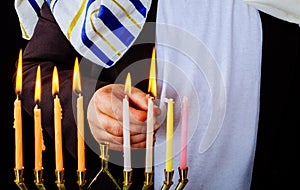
34,65,44,170
73,57,85,172
52,66,63,171
34,105,43,170
14,49,23,170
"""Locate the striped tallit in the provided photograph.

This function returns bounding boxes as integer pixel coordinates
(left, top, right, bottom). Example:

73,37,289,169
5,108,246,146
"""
15,0,152,67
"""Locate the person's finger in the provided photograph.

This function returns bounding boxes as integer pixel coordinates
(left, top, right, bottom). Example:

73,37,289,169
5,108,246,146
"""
131,141,147,149
97,111,147,135
130,133,146,144
128,87,148,110
129,106,147,123
90,123,123,144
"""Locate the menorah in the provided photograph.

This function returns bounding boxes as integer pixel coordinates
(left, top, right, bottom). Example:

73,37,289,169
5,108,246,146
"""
13,47,189,190
14,142,188,190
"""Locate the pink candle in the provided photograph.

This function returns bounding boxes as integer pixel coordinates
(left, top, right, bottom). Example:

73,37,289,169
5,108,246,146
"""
179,96,188,169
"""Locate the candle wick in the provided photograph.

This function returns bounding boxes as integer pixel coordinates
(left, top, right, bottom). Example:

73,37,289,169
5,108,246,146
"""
74,90,81,96
35,100,40,106
16,92,21,99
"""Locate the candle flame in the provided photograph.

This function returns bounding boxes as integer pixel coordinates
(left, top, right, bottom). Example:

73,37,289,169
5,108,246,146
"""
34,65,41,103
52,66,59,95
16,49,23,95
124,72,131,95
148,46,157,98
72,57,82,95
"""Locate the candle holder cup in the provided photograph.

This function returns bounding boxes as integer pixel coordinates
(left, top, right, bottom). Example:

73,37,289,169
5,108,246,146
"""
77,170,87,189
34,169,47,190
122,169,133,190
160,169,174,190
175,167,189,190
55,170,66,190
142,171,153,190
14,168,28,190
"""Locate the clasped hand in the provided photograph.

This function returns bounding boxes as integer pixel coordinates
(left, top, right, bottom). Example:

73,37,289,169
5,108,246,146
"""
87,84,161,151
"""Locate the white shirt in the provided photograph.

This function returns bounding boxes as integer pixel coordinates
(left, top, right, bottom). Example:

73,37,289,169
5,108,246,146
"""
154,0,262,189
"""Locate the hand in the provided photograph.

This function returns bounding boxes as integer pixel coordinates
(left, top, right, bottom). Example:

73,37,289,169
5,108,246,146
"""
87,84,160,151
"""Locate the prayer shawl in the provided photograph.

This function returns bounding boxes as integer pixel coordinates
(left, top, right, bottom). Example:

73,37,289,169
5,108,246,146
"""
15,0,152,67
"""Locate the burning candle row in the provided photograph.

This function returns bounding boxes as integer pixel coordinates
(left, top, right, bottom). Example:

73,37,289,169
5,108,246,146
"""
122,46,189,181
13,50,85,174
13,46,189,189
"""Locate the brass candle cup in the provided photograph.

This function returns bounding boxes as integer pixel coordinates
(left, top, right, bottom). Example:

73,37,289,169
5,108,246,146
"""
14,168,28,190
77,170,87,188
160,169,174,190
55,170,66,190
175,167,189,190
34,169,47,190
123,169,133,190
142,171,153,190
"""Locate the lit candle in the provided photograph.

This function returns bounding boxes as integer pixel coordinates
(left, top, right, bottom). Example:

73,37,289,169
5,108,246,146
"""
52,66,63,171
73,57,86,172
14,49,23,170
123,73,132,171
179,96,188,169
148,46,157,98
165,98,174,172
145,46,157,173
145,97,154,173
34,65,45,170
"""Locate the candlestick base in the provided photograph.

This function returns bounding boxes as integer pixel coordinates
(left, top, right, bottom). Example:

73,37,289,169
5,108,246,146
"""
87,142,121,190
175,167,189,190
77,170,87,189
14,168,28,190
34,169,47,190
160,169,174,190
55,170,66,190
142,171,153,190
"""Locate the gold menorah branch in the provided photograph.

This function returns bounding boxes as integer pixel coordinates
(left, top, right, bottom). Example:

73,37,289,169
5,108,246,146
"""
175,167,189,190
87,142,121,190
34,169,47,190
77,170,87,189
55,170,66,190
160,169,174,190
142,171,153,190
122,169,133,190
14,168,28,190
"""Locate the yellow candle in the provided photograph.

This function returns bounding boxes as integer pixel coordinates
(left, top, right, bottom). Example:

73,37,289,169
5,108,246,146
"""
73,57,86,172
52,66,63,171
165,98,174,172
14,49,23,170
34,65,44,170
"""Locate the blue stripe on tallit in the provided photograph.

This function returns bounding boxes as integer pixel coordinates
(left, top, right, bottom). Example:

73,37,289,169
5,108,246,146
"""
129,0,147,17
98,5,135,47
28,0,41,16
81,0,114,66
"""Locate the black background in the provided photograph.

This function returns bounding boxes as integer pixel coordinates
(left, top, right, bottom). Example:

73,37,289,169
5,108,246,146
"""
2,1,299,189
